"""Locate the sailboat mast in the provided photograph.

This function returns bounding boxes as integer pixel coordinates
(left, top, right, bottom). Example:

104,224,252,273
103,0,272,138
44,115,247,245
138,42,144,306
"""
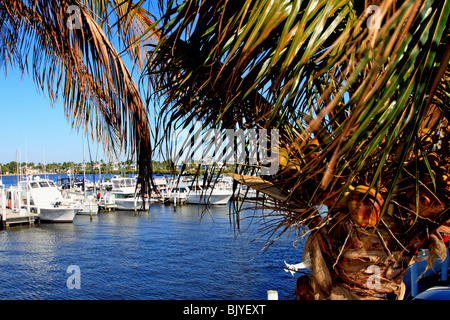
83,137,86,201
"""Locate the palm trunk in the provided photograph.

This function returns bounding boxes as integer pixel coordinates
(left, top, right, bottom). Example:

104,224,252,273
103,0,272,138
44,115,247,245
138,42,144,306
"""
299,209,449,300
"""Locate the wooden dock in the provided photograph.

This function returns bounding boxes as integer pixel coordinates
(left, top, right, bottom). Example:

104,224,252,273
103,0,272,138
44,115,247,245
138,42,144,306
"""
98,203,116,211
1,209,39,228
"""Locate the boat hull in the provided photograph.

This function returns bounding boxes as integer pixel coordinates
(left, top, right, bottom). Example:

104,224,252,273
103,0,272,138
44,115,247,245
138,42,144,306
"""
186,191,232,205
77,203,99,215
39,207,78,222
114,199,151,211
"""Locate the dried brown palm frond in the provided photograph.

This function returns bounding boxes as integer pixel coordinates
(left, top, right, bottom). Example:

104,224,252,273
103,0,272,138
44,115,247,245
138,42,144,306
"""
0,0,157,199
84,0,160,70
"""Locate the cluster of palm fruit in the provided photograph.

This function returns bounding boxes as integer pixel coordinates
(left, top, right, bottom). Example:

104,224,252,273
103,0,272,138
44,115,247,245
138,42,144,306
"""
397,128,450,220
272,127,449,229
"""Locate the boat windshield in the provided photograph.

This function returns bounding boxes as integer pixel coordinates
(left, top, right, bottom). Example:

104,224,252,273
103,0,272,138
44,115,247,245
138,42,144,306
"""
172,187,188,192
115,193,135,199
126,179,134,187
30,182,39,188
112,180,120,188
48,181,56,187
39,181,50,188
112,178,135,188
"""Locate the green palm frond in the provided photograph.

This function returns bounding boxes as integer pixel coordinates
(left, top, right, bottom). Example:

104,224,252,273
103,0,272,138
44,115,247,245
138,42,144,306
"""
147,0,450,238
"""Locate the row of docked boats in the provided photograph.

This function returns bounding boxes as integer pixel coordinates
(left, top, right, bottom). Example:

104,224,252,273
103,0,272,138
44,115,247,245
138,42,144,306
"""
98,175,236,210
4,177,96,222
2,174,263,223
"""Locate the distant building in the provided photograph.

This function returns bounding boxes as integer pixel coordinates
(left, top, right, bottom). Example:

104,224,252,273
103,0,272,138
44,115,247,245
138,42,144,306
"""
111,161,120,171
25,168,41,175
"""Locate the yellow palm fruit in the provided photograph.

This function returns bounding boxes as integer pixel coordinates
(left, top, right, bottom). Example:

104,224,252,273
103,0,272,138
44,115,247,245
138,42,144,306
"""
304,139,320,162
278,148,289,169
407,191,445,218
438,174,450,186
286,158,302,173
348,185,384,228
419,128,431,136
419,128,434,146
307,139,319,149
323,185,354,208
426,152,440,168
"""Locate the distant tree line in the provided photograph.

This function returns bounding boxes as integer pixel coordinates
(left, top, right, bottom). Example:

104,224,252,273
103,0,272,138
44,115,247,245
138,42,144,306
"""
0,160,235,175
0,160,137,175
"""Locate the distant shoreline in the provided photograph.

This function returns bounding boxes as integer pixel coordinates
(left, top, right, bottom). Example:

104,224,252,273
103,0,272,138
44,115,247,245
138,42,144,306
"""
0,172,136,177
1,173,61,177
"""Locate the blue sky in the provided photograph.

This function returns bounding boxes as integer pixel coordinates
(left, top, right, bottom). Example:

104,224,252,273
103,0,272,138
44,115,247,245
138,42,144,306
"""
0,67,104,164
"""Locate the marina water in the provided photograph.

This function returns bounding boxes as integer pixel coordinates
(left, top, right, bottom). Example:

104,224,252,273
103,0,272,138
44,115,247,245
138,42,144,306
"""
0,174,303,300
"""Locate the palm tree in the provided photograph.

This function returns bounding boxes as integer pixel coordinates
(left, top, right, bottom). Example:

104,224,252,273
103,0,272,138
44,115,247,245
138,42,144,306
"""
146,0,450,299
0,0,156,195
2,0,448,300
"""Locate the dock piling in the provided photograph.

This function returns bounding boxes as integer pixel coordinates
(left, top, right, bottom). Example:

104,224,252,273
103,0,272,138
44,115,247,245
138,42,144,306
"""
10,187,15,211
26,190,30,212
1,188,5,229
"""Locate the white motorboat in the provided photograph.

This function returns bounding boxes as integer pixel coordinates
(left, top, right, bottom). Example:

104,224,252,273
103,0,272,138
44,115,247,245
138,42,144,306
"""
239,186,266,200
60,182,99,216
179,177,233,205
62,191,99,216
107,176,151,211
164,185,189,205
59,181,99,216
74,194,99,215
71,136,99,215
186,186,233,205
150,177,170,203
100,179,113,191
18,177,80,222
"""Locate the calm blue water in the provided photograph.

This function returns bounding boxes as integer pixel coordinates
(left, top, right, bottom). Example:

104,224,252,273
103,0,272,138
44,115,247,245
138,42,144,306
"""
0,175,304,300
